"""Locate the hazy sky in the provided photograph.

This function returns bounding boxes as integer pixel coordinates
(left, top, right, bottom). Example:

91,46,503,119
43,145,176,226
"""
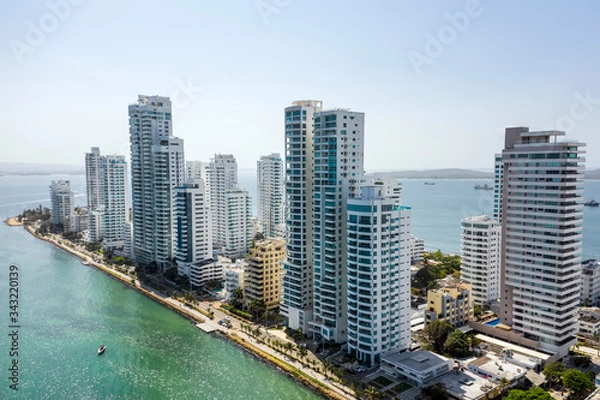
2,0,600,170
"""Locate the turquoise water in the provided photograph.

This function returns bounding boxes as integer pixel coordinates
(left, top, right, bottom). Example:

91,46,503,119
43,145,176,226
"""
484,318,500,327
0,175,322,399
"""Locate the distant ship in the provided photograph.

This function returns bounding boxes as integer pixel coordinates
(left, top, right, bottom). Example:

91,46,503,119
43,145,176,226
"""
424,182,435,185
585,199,599,207
474,184,493,190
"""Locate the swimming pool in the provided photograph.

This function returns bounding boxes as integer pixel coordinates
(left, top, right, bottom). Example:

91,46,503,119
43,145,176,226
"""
484,318,500,327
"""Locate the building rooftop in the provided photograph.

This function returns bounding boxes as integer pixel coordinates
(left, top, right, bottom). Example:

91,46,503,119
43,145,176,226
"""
382,350,450,373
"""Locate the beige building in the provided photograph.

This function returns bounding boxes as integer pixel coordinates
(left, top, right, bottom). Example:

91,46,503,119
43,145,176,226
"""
245,239,285,311
425,282,474,328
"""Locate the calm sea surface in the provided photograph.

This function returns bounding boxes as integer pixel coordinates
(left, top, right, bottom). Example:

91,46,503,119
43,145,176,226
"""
1,174,599,398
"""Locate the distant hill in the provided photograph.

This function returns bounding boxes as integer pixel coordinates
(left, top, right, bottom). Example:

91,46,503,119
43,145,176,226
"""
369,168,493,179
585,169,600,180
0,163,84,176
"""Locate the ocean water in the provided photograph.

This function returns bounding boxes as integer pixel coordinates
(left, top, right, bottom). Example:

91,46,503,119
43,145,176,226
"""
0,174,321,399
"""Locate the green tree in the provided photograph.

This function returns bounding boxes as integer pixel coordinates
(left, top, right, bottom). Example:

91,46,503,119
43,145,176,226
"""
542,361,566,383
443,329,470,357
505,387,553,400
363,386,380,400
562,369,594,396
422,320,454,353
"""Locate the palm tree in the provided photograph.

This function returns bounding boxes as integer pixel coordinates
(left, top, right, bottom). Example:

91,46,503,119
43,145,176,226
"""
363,386,380,400
499,377,510,393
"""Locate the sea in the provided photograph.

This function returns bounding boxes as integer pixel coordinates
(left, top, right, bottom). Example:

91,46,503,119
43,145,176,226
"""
1,173,600,398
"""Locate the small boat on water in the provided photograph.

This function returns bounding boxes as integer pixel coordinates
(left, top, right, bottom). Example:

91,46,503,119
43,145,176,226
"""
474,184,493,190
424,182,435,185
98,345,106,355
585,199,599,207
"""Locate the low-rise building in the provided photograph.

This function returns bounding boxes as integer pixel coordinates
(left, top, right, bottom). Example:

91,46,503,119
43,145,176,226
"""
425,282,474,328
410,235,424,264
190,258,222,287
223,259,246,299
67,212,89,233
468,355,526,383
582,259,600,307
380,351,453,388
578,308,600,338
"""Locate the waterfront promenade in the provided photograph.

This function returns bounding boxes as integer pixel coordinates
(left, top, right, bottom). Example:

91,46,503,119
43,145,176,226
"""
17,222,354,400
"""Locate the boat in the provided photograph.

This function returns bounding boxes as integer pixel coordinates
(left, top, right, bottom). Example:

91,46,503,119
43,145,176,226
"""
474,184,493,190
585,199,599,207
98,345,106,355
424,182,435,185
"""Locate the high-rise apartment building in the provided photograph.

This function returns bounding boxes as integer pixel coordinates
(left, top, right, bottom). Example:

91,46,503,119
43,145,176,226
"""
310,107,365,344
129,95,185,270
245,238,286,311
281,100,322,334
209,154,238,250
50,180,74,227
499,127,585,356
461,215,501,306
257,153,284,238
346,181,412,364
224,189,252,259
102,155,127,249
85,147,104,211
493,154,504,222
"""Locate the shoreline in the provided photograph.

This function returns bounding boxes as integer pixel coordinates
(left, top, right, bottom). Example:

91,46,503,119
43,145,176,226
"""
4,216,23,226
18,223,350,400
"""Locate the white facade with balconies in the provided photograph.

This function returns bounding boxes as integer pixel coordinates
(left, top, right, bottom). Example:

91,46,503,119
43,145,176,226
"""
461,215,501,306
346,182,412,365
499,127,585,356
257,153,284,239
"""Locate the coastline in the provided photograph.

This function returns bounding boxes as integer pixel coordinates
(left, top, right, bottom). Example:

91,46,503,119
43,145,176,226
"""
18,222,351,400
4,217,23,226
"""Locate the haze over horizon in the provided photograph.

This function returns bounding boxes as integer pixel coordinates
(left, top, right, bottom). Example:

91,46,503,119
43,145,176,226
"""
2,1,600,170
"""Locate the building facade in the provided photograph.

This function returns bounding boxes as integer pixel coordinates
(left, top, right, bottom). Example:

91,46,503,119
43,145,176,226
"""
281,100,322,334
129,95,185,270
582,259,600,307
461,215,501,306
257,153,284,239
85,147,104,211
102,155,127,249
245,239,286,311
310,107,365,344
346,182,412,365
425,282,474,328
50,180,74,227
499,127,585,356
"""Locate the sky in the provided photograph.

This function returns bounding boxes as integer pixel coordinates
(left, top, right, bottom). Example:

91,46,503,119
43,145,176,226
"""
1,0,600,170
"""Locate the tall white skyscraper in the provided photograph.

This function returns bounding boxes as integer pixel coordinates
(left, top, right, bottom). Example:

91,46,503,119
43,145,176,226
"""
461,215,501,306
223,189,252,259
50,180,74,227
257,153,284,238
186,160,210,182
493,154,504,223
85,147,104,211
310,107,365,344
499,127,585,357
281,100,322,333
129,95,185,270
102,155,128,249
347,180,412,364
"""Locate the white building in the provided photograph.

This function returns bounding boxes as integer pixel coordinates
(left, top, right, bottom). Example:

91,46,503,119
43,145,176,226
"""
493,154,504,223
102,155,127,249
257,153,284,239
67,213,89,233
85,147,104,211
123,220,133,261
50,180,74,227
281,100,322,334
582,259,600,307
208,154,251,259
410,235,425,264
186,160,210,181
578,308,600,338
346,181,412,364
310,107,365,344
461,215,501,306
88,210,103,244
223,259,246,299
129,95,185,271
381,351,453,388
499,127,585,357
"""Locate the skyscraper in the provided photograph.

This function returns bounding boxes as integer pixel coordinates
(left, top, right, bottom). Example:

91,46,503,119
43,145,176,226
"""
499,127,585,356
461,215,501,306
102,155,128,249
129,95,185,270
50,180,74,227
346,180,412,364
310,107,365,344
281,100,322,333
85,147,104,211
257,153,284,238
